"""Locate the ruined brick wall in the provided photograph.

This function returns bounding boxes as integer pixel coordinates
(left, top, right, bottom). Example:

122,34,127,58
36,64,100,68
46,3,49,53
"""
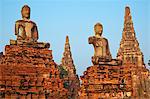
0,44,68,99
79,64,133,99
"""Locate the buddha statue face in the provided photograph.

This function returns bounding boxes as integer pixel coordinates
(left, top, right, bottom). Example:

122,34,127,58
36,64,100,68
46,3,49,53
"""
21,5,30,19
94,23,103,36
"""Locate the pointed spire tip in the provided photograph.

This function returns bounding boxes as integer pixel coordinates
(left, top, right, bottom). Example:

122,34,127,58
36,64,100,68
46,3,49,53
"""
125,6,131,16
66,35,69,43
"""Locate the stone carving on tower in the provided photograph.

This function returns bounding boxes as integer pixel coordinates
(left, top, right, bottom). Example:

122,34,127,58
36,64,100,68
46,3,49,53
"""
117,6,144,67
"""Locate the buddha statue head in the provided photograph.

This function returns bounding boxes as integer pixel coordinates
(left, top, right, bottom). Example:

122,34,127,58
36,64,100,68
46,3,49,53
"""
21,5,30,20
94,23,103,37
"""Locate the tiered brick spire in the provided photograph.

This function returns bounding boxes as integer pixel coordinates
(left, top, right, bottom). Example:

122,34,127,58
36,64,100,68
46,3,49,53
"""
60,36,80,99
117,6,144,67
61,36,76,77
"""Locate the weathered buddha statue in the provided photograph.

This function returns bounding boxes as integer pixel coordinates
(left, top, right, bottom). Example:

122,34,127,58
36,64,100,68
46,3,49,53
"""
88,23,112,65
15,5,38,43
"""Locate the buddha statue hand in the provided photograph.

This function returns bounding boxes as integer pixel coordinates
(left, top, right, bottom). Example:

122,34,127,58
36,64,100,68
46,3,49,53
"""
88,36,96,44
92,56,99,65
92,55,112,65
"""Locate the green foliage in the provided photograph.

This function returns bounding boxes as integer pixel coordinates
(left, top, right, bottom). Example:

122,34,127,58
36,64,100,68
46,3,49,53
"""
63,81,69,89
15,92,20,95
28,92,37,94
58,65,68,79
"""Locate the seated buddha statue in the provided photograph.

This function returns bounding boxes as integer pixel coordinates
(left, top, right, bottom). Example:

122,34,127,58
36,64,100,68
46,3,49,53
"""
15,5,38,43
88,23,112,65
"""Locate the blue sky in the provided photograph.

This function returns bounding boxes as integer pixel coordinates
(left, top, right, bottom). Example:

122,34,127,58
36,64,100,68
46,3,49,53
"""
0,0,150,76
